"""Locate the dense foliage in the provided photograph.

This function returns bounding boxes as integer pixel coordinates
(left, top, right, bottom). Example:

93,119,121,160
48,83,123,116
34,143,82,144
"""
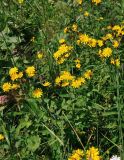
0,0,124,159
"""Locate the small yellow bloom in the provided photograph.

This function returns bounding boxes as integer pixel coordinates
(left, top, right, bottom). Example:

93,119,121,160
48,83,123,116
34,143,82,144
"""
59,39,65,44
72,24,78,32
26,66,36,77
86,146,100,160
84,70,93,79
76,63,81,69
68,149,84,160
61,81,69,87
11,84,20,90
0,134,4,141
18,0,24,4
9,67,18,76
97,40,104,47
113,40,119,48
43,82,51,87
2,82,11,92
37,52,43,59
33,88,43,98
76,0,83,5
115,59,120,67
92,0,101,5
64,27,68,33
18,72,23,78
84,11,89,17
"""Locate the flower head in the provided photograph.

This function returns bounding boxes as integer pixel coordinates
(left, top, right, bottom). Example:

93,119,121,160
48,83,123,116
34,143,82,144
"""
86,146,100,160
0,134,4,141
2,82,11,92
32,88,43,98
26,66,36,77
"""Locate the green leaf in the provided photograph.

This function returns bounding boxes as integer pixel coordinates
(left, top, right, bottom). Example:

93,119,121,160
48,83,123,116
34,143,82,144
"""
27,135,41,152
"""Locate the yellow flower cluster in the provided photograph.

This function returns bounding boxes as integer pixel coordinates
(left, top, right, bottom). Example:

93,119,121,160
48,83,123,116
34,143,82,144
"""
68,149,84,160
0,134,4,141
98,47,112,58
78,34,103,48
53,44,73,64
55,70,92,88
9,67,23,81
92,0,101,5
25,66,36,77
110,58,120,67
71,77,85,88
55,71,75,87
102,33,113,41
68,147,101,160
32,88,43,98
112,25,124,36
86,146,100,160
2,82,20,92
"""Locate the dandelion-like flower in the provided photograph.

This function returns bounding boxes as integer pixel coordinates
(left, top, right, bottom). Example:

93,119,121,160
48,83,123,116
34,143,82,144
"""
33,88,43,98
26,66,36,77
68,149,84,160
2,82,11,92
86,146,100,160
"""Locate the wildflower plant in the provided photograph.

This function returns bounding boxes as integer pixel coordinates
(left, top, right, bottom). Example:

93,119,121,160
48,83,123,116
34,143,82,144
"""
0,0,124,159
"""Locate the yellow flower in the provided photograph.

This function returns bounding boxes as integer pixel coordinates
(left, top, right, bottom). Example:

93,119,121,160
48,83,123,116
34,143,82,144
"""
2,82,11,92
102,33,113,41
79,34,89,44
98,47,112,58
71,77,85,88
86,146,100,160
84,11,89,17
18,0,24,4
113,40,119,48
61,81,69,87
11,84,20,90
115,59,120,67
68,149,84,160
9,67,23,81
110,58,115,65
37,52,43,59
84,70,93,79
32,88,43,98
59,39,65,44
111,58,120,67
43,82,51,87
9,67,18,76
26,66,36,77
88,38,97,47
97,40,104,47
64,27,68,33
92,0,101,5
18,72,23,78
72,24,78,32
76,0,83,5
76,63,81,69
0,134,4,141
